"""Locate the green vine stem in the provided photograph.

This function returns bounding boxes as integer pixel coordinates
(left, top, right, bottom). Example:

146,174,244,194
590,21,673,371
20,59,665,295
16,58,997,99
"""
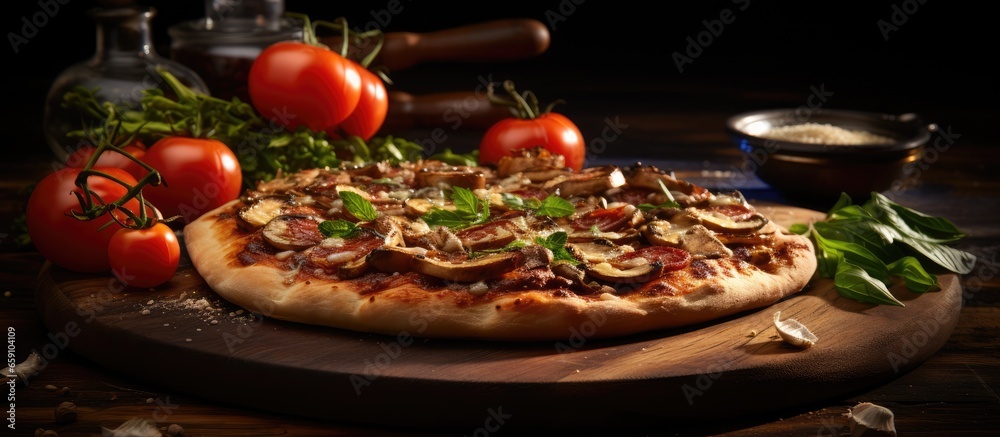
487,80,565,119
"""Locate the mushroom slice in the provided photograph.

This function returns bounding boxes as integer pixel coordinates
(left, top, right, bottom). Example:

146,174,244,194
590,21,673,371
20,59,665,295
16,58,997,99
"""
497,146,566,177
370,215,405,247
642,219,685,246
678,225,733,260
547,166,626,198
404,197,451,217
388,215,431,245
625,164,710,205
412,252,521,283
689,209,769,235
773,311,818,349
567,228,641,245
237,196,290,230
415,168,486,190
262,215,325,251
338,256,370,279
455,219,519,252
566,240,635,264
583,260,662,284
367,246,429,274
521,168,574,183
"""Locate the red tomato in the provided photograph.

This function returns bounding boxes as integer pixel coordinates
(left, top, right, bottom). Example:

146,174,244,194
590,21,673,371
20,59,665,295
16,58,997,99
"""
614,246,692,272
141,137,242,223
248,41,363,132
108,223,180,288
64,142,147,180
26,167,141,272
479,112,586,172
331,65,388,141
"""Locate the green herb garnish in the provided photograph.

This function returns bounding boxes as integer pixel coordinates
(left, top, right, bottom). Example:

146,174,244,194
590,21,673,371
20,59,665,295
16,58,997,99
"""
422,186,490,229
793,192,976,306
535,231,578,263
469,240,527,258
319,219,361,238
502,193,575,218
427,148,480,167
339,191,378,222
637,178,681,212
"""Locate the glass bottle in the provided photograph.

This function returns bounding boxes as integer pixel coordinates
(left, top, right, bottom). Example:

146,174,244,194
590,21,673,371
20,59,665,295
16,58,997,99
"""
168,0,302,103
43,6,209,161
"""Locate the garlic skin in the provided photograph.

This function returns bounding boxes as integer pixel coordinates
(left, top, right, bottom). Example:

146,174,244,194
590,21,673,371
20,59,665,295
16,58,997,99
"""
773,311,818,348
848,402,897,437
2,352,43,386
102,417,163,437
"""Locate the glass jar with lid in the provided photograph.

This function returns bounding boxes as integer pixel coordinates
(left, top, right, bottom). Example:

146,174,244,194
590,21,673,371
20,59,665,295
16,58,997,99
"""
168,0,303,103
42,5,208,161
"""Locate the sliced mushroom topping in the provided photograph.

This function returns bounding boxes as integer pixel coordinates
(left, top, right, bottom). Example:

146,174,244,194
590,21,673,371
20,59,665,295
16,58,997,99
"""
551,263,616,294
519,244,553,269
521,168,574,183
404,197,450,217
415,168,486,190
346,161,391,179
625,164,710,205
262,215,325,251
237,196,290,230
369,215,405,247
456,219,519,252
567,228,641,245
642,220,684,246
566,240,635,264
546,166,626,198
583,260,662,284
412,251,521,283
367,246,430,274
338,256,370,279
430,226,465,253
678,225,733,260
496,146,566,178
688,208,769,235
257,168,320,193
388,215,431,245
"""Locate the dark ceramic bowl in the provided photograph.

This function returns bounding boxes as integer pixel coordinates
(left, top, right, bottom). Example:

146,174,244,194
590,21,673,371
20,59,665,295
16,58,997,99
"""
725,109,935,202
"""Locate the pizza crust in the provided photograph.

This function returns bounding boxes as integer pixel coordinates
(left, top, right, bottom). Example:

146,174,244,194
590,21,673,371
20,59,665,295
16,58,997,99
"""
185,200,817,341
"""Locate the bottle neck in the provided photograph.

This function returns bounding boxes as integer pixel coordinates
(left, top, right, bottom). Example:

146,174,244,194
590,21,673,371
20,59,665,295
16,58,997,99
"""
91,7,158,62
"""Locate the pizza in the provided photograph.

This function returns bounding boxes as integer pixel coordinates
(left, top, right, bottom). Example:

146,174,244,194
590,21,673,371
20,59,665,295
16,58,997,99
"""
183,148,817,341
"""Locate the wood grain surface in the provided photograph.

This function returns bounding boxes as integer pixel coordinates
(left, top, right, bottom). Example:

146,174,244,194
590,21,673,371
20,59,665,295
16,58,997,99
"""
28,206,963,432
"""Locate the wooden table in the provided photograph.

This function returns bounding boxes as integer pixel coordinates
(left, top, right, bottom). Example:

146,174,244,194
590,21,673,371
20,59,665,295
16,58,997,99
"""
3,2,999,435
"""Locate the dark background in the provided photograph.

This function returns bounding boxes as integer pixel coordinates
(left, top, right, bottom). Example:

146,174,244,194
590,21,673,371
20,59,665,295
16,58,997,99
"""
3,0,995,161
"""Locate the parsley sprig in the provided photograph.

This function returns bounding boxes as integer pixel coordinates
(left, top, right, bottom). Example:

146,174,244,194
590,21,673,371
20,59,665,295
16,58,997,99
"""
422,187,490,229
791,192,976,306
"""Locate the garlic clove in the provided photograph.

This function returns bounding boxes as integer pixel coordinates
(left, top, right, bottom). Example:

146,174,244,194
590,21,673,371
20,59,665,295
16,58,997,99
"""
2,352,43,386
773,311,818,348
848,402,897,437
102,417,163,437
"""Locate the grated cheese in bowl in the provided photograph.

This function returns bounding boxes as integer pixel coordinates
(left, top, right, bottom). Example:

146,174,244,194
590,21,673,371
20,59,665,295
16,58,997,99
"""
759,122,895,145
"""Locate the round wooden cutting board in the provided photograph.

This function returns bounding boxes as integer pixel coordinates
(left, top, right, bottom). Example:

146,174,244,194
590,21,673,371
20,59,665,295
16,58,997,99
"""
34,205,962,432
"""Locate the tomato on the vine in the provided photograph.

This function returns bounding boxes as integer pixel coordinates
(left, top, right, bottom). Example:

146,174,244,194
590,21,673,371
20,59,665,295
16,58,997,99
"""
64,141,147,180
141,137,242,223
478,80,586,172
26,167,143,272
331,65,388,141
248,39,362,132
108,222,180,288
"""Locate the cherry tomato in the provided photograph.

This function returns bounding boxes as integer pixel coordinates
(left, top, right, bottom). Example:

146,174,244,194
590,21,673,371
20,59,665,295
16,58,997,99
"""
332,65,388,141
479,112,585,172
64,141,147,180
26,167,142,272
248,41,363,132
614,246,692,272
141,137,242,223
108,222,180,288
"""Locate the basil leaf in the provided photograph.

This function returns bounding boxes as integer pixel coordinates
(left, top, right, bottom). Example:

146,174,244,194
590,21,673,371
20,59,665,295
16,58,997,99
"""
319,219,360,238
887,256,939,293
451,186,480,217
470,240,527,258
427,148,479,167
813,228,892,284
866,202,958,245
536,231,577,263
828,204,877,221
788,223,810,235
897,238,977,274
535,195,575,217
814,220,903,264
501,193,525,210
339,191,378,222
826,192,853,216
421,209,470,229
834,262,904,306
870,192,965,241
